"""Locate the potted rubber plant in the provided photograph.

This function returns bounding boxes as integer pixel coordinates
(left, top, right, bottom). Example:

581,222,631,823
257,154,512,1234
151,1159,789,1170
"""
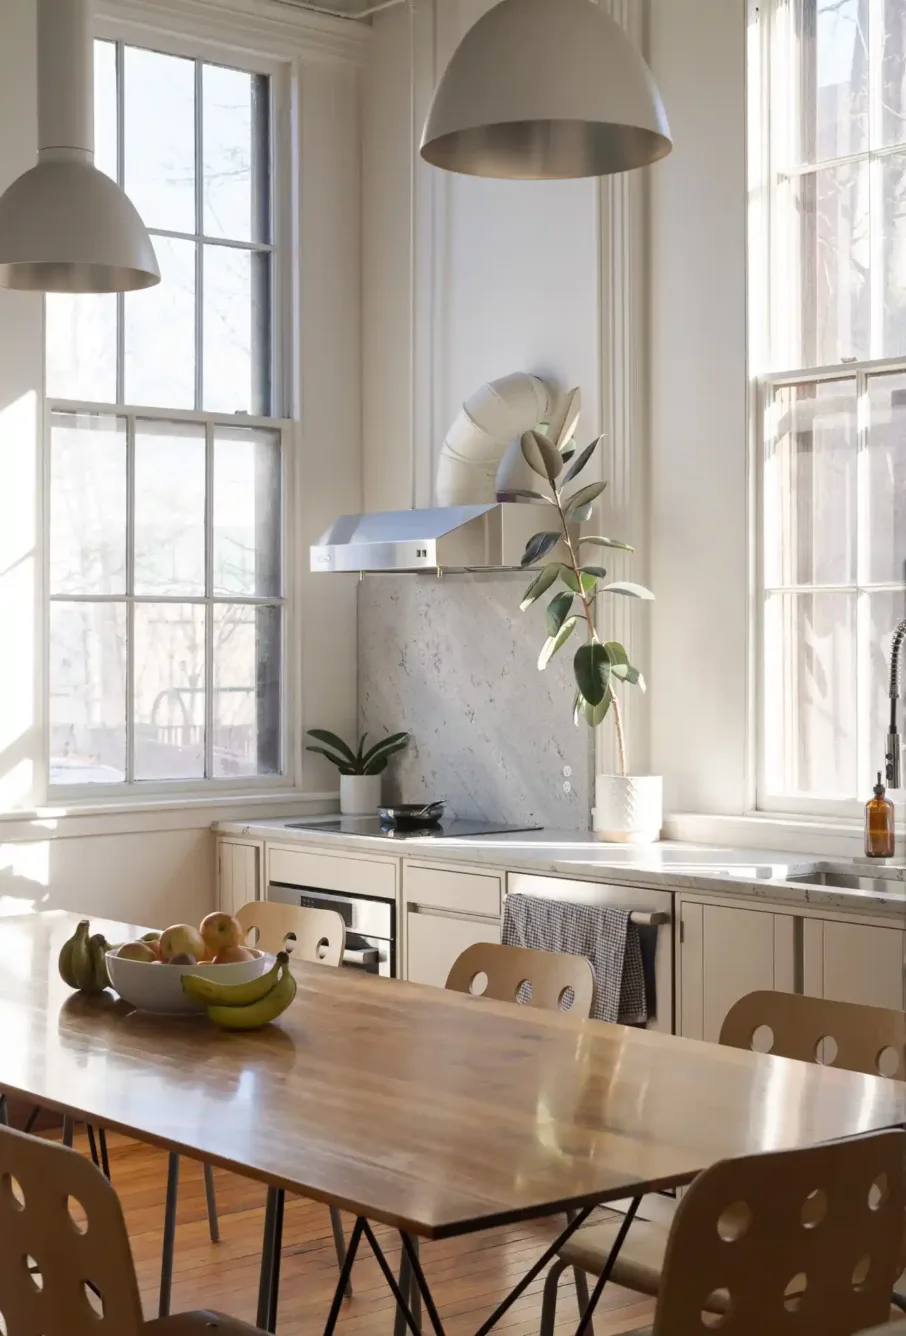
516,428,661,842
306,730,410,815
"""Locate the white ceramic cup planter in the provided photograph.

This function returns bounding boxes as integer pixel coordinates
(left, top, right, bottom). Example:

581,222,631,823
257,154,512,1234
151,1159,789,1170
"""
340,774,382,816
593,774,663,844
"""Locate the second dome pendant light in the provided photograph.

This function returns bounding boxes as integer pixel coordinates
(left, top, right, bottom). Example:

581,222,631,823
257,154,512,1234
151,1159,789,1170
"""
420,0,672,180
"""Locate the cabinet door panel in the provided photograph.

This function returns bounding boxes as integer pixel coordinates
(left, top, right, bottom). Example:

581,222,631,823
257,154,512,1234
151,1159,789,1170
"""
810,920,906,1010
406,910,500,989
218,841,259,915
701,906,794,1043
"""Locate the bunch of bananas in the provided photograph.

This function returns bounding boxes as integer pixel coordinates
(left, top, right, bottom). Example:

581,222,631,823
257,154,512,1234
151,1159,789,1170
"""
181,951,297,1030
58,920,113,994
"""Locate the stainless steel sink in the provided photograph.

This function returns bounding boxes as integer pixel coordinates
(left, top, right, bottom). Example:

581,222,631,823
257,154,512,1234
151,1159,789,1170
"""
787,868,905,894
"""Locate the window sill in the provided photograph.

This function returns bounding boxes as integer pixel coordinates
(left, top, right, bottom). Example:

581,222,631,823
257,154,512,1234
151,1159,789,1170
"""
0,791,338,842
664,810,872,858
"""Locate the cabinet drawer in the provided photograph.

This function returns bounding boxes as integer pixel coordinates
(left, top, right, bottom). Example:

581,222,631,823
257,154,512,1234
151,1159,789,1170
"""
405,864,501,917
267,845,396,901
407,909,501,988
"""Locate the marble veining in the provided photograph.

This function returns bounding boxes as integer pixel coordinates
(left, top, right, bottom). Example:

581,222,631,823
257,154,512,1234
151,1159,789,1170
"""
357,573,593,828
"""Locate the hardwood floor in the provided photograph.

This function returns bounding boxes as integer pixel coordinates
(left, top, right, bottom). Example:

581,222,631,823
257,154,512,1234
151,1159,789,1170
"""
85,1131,656,1335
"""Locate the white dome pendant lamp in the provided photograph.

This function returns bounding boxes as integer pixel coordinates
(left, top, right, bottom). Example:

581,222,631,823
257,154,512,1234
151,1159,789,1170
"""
0,0,160,292
420,0,672,180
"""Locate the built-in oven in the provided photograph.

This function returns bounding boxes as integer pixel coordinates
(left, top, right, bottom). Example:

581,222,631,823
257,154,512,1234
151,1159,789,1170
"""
268,881,395,977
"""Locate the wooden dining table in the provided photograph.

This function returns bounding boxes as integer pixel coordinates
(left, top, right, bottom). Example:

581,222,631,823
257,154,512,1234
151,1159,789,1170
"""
3,910,906,1336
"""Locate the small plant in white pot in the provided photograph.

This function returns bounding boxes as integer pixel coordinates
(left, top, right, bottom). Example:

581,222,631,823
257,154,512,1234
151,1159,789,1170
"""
516,428,661,843
306,730,410,816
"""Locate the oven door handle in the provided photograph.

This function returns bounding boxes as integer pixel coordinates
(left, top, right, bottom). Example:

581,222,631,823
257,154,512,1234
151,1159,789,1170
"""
343,946,381,967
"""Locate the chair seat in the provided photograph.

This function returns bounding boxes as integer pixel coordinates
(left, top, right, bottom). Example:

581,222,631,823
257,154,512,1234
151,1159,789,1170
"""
561,1217,669,1295
146,1310,266,1336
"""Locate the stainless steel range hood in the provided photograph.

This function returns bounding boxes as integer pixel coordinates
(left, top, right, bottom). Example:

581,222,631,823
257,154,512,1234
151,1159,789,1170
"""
311,503,556,573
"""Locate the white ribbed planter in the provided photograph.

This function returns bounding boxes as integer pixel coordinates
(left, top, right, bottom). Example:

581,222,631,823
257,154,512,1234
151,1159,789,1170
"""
593,775,663,844
340,774,382,816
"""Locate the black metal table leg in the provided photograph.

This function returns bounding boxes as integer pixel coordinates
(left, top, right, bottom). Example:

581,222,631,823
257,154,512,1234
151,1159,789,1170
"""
203,1162,220,1243
266,1189,285,1333
361,1221,424,1336
323,1217,365,1336
158,1153,180,1318
86,1124,100,1167
61,1115,73,1147
474,1204,596,1336
573,1198,642,1336
0,1094,8,1126
256,1187,280,1330
23,1106,39,1135
98,1127,110,1179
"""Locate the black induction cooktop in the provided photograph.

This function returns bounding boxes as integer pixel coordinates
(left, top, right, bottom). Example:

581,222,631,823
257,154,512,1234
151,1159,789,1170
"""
287,818,542,840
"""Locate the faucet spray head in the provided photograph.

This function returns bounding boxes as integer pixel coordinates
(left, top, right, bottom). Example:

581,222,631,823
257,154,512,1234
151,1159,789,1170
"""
886,730,902,789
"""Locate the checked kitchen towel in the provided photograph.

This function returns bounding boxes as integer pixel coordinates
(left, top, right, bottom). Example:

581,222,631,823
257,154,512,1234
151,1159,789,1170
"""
502,892,648,1024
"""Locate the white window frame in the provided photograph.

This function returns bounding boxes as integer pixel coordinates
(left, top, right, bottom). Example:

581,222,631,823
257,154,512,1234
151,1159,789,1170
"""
42,22,298,804
752,0,906,819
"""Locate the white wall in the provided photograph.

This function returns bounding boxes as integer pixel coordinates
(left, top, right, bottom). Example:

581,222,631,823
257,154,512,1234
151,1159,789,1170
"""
362,0,604,513
361,0,655,793
648,0,750,815
0,0,363,917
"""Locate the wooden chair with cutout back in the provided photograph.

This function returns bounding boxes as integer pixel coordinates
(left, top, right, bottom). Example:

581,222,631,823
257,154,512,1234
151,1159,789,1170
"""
638,1129,906,1336
445,940,596,1016
392,939,597,1336
0,1120,265,1336
159,900,349,1325
540,990,906,1336
235,899,346,967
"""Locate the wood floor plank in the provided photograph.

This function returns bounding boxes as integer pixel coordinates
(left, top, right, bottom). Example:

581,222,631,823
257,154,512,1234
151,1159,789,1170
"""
78,1130,654,1335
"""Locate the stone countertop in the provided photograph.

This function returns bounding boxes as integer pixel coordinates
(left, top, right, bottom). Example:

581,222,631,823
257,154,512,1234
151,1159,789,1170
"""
215,817,906,920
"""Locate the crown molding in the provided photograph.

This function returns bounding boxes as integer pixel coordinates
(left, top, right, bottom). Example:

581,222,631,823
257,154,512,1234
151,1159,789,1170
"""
96,0,372,65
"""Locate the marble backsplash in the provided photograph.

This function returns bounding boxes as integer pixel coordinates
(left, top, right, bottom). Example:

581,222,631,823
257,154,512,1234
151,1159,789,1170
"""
358,573,592,829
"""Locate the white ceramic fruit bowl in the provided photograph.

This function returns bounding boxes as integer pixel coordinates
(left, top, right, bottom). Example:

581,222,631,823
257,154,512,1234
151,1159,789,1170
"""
106,951,274,1015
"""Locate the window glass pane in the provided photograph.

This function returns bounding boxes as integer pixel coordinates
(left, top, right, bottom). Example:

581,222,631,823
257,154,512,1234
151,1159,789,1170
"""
203,244,270,414
213,427,281,596
50,412,126,595
94,39,118,182
866,373,906,583
213,604,280,776
203,64,269,242
869,591,906,793
124,236,196,409
764,591,857,797
793,0,868,165
782,163,870,366
134,603,206,779
764,380,857,587
45,293,117,402
50,602,126,785
134,421,206,595
880,0,906,148
880,152,906,357
124,46,195,233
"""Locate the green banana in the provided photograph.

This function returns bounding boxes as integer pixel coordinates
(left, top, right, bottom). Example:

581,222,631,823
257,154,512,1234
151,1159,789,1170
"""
206,958,297,1031
182,951,289,1008
88,934,112,991
59,921,91,990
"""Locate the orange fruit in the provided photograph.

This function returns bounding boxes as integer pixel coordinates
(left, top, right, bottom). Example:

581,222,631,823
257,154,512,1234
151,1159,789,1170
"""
212,945,255,965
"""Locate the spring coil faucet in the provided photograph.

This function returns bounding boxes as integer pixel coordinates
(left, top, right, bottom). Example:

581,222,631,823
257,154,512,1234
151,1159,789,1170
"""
886,618,906,788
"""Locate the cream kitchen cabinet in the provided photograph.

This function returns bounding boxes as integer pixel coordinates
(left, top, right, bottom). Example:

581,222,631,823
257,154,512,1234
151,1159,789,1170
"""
679,899,795,1041
803,918,906,1010
217,838,262,915
406,908,501,988
403,862,503,986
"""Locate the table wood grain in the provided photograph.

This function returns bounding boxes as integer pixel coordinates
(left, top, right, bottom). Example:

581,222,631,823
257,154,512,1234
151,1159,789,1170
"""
2,911,905,1239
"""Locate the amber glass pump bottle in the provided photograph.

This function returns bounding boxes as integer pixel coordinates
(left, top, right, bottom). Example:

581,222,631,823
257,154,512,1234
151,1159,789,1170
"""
865,772,895,859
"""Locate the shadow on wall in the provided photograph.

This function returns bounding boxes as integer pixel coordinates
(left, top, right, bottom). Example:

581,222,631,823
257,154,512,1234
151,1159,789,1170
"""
0,829,215,929
358,572,593,830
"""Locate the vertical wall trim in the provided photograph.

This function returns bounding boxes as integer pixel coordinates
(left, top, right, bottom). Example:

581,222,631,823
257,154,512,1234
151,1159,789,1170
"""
594,0,652,782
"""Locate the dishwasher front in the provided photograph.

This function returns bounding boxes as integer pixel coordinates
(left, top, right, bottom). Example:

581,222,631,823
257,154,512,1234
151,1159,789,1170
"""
506,873,675,1033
